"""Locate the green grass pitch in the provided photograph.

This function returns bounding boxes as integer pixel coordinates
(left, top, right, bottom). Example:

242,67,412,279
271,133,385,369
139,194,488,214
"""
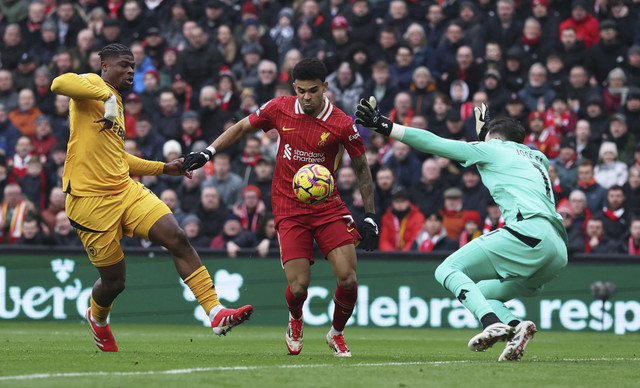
1,321,639,388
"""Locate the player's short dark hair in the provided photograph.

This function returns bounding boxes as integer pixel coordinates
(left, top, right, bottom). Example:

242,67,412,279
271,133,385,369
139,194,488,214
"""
487,117,525,144
99,43,133,61
292,58,327,82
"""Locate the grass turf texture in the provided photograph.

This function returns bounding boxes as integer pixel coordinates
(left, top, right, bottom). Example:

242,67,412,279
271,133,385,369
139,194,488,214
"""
1,322,639,388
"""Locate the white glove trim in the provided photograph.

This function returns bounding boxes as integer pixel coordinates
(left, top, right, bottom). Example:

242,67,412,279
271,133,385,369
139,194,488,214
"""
104,93,117,122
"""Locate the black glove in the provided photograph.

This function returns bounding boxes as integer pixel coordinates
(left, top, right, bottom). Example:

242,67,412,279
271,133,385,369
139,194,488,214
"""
359,212,379,251
182,147,214,171
354,97,393,136
474,102,490,141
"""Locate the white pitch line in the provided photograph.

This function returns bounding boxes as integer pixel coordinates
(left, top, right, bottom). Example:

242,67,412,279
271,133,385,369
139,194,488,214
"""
1,358,638,381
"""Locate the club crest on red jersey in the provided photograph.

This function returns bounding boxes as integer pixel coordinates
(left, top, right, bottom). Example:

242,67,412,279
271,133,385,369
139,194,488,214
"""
318,132,330,146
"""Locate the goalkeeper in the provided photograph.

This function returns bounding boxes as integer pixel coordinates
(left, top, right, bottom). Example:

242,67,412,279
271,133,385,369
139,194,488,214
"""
355,97,568,361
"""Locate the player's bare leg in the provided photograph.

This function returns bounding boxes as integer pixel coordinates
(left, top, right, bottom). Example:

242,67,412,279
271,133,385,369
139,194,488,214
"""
326,244,358,357
87,260,126,352
283,258,311,355
148,214,253,336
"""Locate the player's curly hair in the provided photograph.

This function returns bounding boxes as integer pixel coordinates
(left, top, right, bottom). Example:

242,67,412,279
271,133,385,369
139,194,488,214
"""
98,43,133,61
487,117,526,144
292,57,327,82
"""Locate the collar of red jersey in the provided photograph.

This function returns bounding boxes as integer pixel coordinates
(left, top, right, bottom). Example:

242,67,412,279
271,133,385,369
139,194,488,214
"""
294,96,333,121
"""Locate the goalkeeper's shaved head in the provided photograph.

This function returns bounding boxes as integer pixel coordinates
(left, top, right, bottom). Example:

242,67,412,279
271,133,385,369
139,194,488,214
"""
487,117,525,144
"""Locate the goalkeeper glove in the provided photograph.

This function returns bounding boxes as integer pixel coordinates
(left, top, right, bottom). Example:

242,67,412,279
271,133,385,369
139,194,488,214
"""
104,93,118,122
359,213,379,251
474,102,490,141
354,96,393,136
182,146,216,171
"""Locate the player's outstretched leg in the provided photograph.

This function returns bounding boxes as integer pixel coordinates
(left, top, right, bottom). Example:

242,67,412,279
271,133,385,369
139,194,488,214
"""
468,322,515,352
499,321,537,361
210,304,254,336
86,307,118,352
286,312,304,355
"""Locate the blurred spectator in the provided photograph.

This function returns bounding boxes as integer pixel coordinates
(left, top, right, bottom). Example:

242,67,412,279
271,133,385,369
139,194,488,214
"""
50,0,87,48
384,0,411,37
360,60,398,117
32,66,56,116
389,44,416,93
548,163,570,204
480,69,509,117
568,189,592,237
299,0,331,42
216,24,238,66
531,0,561,43
388,91,414,126
254,59,278,105
412,211,456,252
153,89,182,140
577,159,608,213
604,113,636,165
569,215,621,254
624,45,640,88
180,213,210,248
178,24,221,89
1,183,26,243
50,94,70,143
623,165,640,217
94,18,122,49
441,186,467,241
158,47,179,89
409,158,445,218
197,85,233,141
624,217,640,255
502,46,526,93
553,136,580,191
485,0,522,52
19,2,46,47
483,200,505,234
408,66,436,117
177,110,204,153
438,45,483,99
216,69,240,112
16,215,52,246
324,14,354,74
210,213,246,249
518,63,556,113
10,88,42,136
461,165,491,220
574,119,599,164
123,93,143,138
596,184,630,242
7,135,33,179
232,184,266,233
203,153,243,211
199,0,226,42
1,24,27,71
513,17,552,70
227,212,278,258
196,185,228,239
404,22,429,70
175,168,203,215
13,52,38,91
525,111,561,159
385,140,421,191
559,0,600,50
135,114,165,161
248,155,273,211
233,41,262,90
279,48,302,85
431,22,464,80
0,103,21,158
567,65,599,113
555,27,586,72
379,189,424,251
619,88,640,131
0,70,19,113
120,0,154,46
374,166,400,216
336,165,357,206
601,67,628,116
585,20,626,88
131,41,157,95
159,188,187,227
31,115,57,162
326,61,363,113
443,110,470,141
594,142,628,189
502,94,529,128
44,142,65,188
140,70,161,115
41,186,65,232
144,27,167,69
269,7,295,61
458,209,482,248
582,97,609,142
68,28,93,73
545,96,577,138
545,54,569,98
50,210,81,246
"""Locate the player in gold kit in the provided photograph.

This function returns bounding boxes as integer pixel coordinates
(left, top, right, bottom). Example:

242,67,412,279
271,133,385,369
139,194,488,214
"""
51,43,252,352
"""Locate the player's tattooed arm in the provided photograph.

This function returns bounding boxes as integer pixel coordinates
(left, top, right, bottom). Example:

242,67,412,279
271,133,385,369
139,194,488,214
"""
351,153,375,214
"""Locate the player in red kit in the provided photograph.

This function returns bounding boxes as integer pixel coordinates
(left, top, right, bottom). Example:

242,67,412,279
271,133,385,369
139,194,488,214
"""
183,58,378,357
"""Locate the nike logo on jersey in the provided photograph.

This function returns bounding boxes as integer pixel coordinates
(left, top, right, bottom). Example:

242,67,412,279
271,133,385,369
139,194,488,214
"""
282,126,295,131
347,227,355,233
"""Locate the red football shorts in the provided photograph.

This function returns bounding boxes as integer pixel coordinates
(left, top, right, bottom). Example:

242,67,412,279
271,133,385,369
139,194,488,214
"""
275,204,362,265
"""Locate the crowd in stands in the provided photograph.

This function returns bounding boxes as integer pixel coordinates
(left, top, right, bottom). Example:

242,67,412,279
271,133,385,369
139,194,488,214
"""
3,0,640,256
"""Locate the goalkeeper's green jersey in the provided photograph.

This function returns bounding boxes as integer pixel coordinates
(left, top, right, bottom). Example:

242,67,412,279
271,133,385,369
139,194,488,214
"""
397,127,568,245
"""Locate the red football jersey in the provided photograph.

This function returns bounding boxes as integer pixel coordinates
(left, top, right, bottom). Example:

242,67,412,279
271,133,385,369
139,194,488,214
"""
249,96,366,216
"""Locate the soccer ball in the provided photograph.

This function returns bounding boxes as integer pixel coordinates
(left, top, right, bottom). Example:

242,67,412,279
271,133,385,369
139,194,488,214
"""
292,164,335,204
